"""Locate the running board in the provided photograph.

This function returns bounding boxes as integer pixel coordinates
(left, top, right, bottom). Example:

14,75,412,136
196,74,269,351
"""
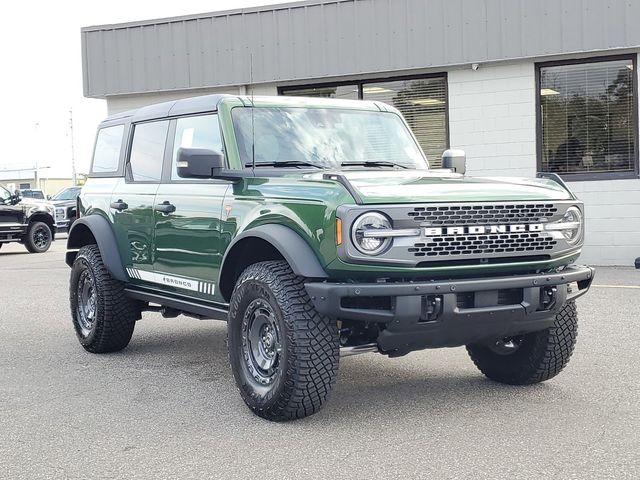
340,343,379,357
124,288,229,321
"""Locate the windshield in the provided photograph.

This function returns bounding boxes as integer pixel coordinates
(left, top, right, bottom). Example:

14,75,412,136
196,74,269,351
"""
20,190,44,199
231,107,427,169
51,187,81,201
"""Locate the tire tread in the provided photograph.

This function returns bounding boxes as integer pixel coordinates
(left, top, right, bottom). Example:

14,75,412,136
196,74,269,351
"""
467,302,578,385
229,260,339,421
70,245,138,353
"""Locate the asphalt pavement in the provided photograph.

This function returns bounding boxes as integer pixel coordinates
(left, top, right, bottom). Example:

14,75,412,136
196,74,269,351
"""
1,238,638,479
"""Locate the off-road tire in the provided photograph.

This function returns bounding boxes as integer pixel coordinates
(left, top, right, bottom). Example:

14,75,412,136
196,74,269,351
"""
70,245,139,353
227,260,340,421
24,221,52,253
466,301,578,385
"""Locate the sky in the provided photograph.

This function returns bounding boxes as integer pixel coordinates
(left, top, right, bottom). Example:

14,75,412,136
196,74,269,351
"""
0,0,298,181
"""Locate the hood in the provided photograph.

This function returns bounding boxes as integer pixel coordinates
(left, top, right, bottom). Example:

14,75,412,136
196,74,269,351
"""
51,199,76,207
18,197,55,210
313,170,573,204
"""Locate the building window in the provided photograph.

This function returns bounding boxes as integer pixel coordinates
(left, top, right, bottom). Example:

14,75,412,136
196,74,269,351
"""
538,56,638,179
280,84,359,100
362,78,448,167
279,74,449,167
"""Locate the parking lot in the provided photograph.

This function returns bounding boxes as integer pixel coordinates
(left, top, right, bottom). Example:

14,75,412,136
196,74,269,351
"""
0,238,638,479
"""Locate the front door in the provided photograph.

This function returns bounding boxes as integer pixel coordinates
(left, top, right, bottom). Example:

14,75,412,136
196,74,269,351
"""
152,114,229,304
110,120,169,282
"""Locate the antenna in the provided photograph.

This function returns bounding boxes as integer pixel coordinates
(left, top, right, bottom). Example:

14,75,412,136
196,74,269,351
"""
250,53,256,171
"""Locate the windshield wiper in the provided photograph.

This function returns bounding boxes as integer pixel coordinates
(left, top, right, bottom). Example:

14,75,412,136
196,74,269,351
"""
341,161,409,169
245,161,323,169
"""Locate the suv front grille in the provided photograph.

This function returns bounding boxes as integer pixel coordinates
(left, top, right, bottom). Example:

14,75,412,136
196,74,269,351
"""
337,201,576,267
407,204,558,226
408,232,557,258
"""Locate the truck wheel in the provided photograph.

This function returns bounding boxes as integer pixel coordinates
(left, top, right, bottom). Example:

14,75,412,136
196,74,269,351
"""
227,260,340,421
24,221,52,253
70,245,139,353
466,301,578,385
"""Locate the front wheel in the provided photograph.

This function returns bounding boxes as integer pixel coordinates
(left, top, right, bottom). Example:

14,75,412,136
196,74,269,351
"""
466,302,578,385
24,221,52,253
227,261,340,421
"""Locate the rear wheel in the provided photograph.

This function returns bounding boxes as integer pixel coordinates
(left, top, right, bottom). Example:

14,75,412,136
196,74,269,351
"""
70,245,139,353
466,302,578,385
227,260,340,421
24,221,52,253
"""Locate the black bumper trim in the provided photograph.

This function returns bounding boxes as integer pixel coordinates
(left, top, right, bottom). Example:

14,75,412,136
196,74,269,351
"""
305,265,594,354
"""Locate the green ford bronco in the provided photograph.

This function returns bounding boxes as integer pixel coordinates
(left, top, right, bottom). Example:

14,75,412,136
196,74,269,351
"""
66,94,594,421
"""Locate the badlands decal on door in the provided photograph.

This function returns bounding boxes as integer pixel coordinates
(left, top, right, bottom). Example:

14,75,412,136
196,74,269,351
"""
126,268,215,295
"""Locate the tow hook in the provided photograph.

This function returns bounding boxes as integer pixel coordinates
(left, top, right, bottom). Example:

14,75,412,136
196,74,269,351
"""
421,295,443,322
540,286,558,310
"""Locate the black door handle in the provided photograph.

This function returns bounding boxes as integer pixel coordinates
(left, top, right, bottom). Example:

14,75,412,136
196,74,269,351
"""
110,200,128,211
155,201,176,214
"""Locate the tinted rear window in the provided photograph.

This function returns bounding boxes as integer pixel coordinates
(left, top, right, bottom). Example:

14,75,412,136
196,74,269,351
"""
92,125,125,174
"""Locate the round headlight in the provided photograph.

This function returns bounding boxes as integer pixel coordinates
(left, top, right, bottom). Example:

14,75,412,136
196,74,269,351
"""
560,206,583,244
351,212,392,255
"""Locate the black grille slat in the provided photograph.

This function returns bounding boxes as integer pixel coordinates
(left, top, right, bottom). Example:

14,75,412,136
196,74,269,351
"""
411,232,557,258
407,203,558,226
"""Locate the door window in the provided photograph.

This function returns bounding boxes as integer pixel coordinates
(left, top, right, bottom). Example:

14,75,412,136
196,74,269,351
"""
171,115,224,180
129,121,169,182
92,124,125,174
0,185,11,204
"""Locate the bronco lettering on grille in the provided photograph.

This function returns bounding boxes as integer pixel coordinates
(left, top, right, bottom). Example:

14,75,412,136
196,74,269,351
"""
424,224,545,236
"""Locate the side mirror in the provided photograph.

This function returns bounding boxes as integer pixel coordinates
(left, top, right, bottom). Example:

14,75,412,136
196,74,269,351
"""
176,148,225,179
11,191,22,204
442,149,466,175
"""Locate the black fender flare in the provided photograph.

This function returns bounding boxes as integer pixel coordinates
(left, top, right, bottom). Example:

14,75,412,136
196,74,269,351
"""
219,224,328,297
65,216,128,282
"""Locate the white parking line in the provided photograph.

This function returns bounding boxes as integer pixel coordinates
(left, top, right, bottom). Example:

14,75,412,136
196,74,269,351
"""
592,284,640,289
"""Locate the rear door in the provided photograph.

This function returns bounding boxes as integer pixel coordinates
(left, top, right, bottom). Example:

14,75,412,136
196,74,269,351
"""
152,113,229,303
110,120,169,282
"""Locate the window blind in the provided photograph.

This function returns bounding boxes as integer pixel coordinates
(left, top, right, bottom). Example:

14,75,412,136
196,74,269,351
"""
280,75,449,167
362,77,448,167
539,58,636,176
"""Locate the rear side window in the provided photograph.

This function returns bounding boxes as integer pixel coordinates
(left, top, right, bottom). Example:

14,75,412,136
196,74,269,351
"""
171,114,224,180
129,121,169,182
92,125,125,173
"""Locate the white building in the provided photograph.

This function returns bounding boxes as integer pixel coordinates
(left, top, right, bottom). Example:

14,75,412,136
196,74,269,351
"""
81,0,640,266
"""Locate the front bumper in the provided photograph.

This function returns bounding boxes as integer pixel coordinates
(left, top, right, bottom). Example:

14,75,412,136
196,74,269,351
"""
56,220,70,231
306,265,594,355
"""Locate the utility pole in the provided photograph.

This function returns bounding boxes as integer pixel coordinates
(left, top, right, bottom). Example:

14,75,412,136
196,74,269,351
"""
34,122,40,190
69,109,77,186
